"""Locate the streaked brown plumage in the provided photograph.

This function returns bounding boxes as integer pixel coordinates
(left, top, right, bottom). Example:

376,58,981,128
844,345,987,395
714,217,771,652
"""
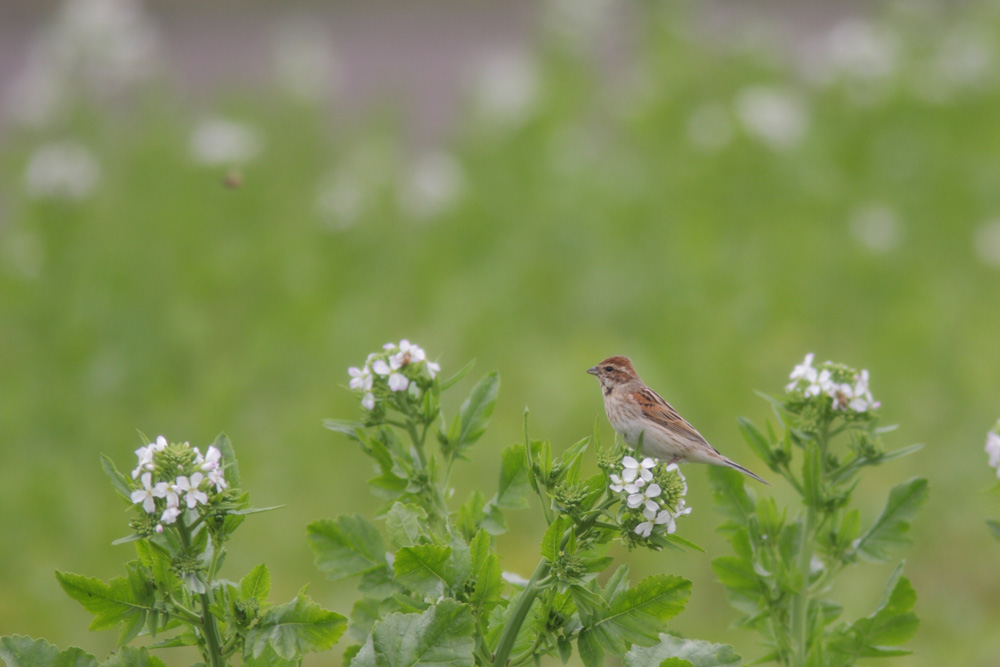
588,355,768,485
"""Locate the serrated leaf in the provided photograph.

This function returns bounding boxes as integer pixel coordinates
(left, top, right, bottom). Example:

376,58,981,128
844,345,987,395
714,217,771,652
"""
495,444,530,510
855,478,929,562
101,455,133,503
101,646,168,667
242,643,299,667
578,629,604,667
245,592,347,660
625,634,742,667
829,565,918,660
588,575,691,651
385,503,428,548
355,599,474,667
541,516,571,562
240,564,270,603
56,570,152,645
307,515,387,581
455,372,500,452
469,530,502,614
394,545,458,598
0,636,98,667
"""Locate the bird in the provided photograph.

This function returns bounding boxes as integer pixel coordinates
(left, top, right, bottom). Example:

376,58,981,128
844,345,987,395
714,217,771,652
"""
588,355,769,485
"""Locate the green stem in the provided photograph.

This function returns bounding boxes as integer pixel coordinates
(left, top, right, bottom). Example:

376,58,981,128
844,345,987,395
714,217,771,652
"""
176,518,226,667
491,560,550,667
790,506,815,667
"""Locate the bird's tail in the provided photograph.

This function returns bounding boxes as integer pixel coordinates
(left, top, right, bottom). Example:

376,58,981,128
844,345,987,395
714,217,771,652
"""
722,457,770,486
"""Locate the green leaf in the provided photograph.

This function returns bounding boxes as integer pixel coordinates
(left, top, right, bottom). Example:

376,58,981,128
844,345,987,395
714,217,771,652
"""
711,557,759,593
625,634,742,667
877,443,923,463
988,519,1000,542
0,636,98,667
242,643,299,667
829,565,918,660
541,515,571,562
307,515,387,581
101,646,168,666
588,575,691,651
469,530,503,614
353,599,474,667
708,467,755,529
737,418,772,468
854,478,929,562
240,564,271,604
578,629,604,667
393,545,455,598
101,455,133,503
245,592,347,660
455,371,500,452
323,419,366,440
440,358,476,391
212,432,241,490
495,444,530,510
56,570,152,645
385,503,429,548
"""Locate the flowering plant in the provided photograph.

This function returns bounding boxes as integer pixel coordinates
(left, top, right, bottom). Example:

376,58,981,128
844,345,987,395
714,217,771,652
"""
710,354,927,666
313,340,737,667
984,420,1000,542
0,435,345,666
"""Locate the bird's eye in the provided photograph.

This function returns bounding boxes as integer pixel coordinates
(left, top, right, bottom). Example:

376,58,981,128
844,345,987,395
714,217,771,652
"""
604,366,614,372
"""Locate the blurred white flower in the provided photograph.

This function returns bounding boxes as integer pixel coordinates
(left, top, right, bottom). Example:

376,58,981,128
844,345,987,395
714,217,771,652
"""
160,506,181,524
920,25,996,103
387,373,409,392
541,0,617,52
4,0,160,127
272,18,341,102
786,354,879,413
826,20,899,82
361,392,376,411
469,51,539,125
849,204,902,253
24,141,101,201
315,169,366,231
189,118,264,166
398,151,465,220
348,366,373,391
973,220,1000,268
735,86,808,150
687,103,734,152
986,425,1000,472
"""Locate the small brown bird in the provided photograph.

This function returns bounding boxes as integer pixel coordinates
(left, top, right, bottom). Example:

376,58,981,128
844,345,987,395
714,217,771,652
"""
588,355,768,485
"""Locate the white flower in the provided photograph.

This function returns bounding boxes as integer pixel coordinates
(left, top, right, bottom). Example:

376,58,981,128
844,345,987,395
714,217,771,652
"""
152,478,181,508
154,523,164,534
787,353,817,390
200,445,222,472
986,428,1000,472
348,366,373,390
621,456,655,484
24,141,101,200
175,474,208,509
207,467,227,493
371,359,394,376
132,444,156,479
426,360,441,379
469,51,539,125
388,373,409,392
160,506,181,525
393,340,426,366
609,474,625,493
189,118,263,166
361,392,376,410
735,86,809,150
627,482,661,511
130,472,157,513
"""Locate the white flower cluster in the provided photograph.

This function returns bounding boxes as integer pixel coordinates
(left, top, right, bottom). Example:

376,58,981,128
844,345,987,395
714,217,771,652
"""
986,421,1000,478
786,353,880,413
348,340,440,410
609,456,691,538
129,435,227,531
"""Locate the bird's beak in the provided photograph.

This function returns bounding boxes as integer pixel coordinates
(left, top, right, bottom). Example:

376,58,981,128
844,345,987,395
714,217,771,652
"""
587,366,599,376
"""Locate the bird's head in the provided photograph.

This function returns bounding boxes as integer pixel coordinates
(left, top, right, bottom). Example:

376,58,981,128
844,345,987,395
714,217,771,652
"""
587,356,639,389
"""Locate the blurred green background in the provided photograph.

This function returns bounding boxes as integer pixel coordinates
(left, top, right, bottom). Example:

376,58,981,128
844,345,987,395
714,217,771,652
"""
2,0,1000,665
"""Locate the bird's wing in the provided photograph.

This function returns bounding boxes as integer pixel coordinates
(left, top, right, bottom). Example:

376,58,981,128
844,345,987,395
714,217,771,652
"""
632,386,716,449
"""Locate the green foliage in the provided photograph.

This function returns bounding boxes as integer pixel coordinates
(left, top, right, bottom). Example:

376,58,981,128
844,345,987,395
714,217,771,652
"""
6,439,344,666
712,358,927,666
311,345,731,666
